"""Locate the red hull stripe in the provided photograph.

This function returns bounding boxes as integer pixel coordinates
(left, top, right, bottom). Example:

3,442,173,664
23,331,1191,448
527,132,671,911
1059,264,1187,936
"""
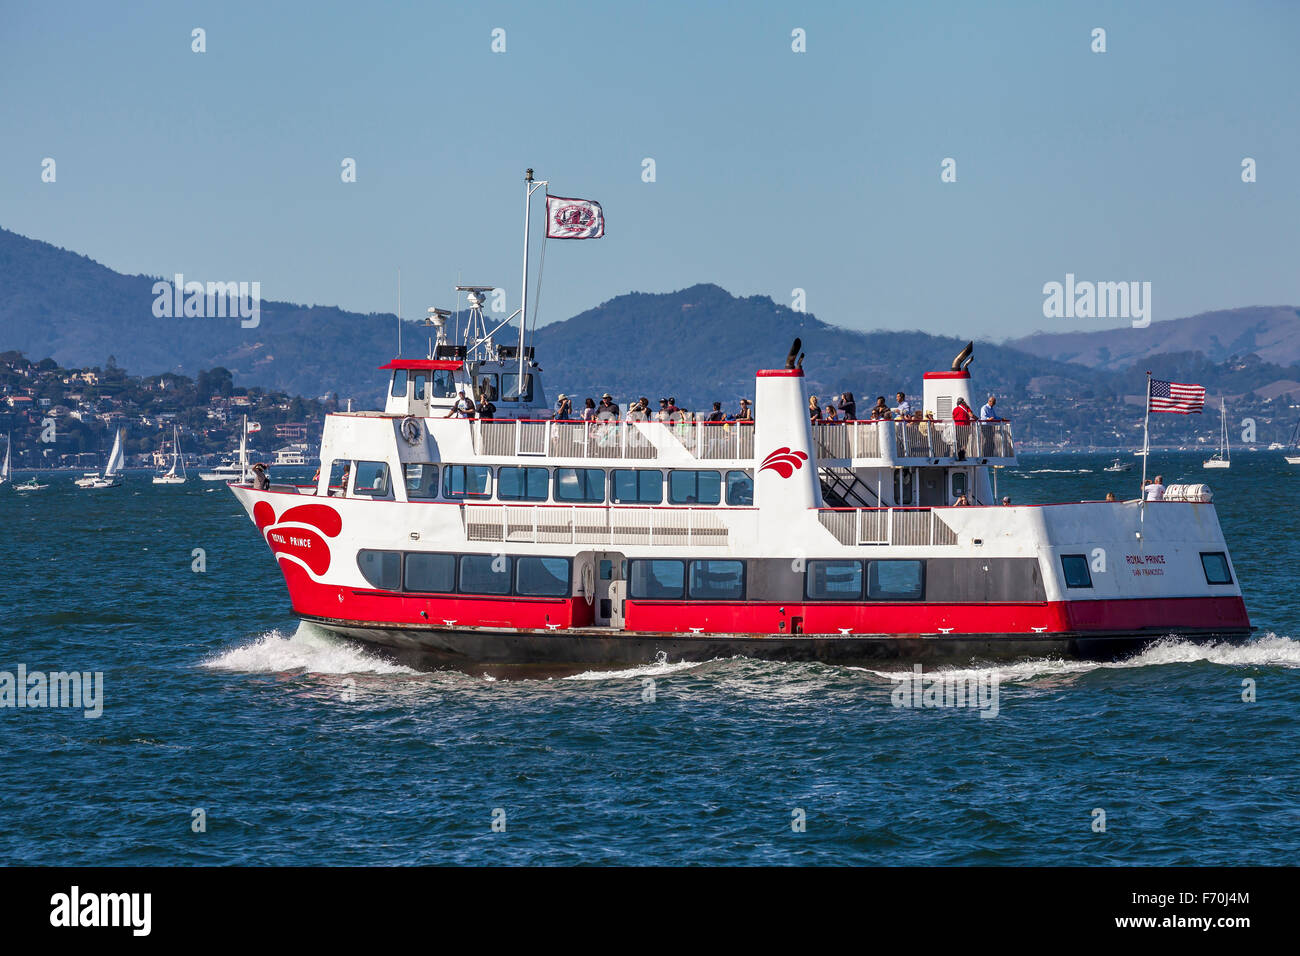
276,563,1248,635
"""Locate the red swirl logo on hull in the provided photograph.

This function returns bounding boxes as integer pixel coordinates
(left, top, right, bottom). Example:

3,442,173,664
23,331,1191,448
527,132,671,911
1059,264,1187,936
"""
253,499,342,577
759,447,809,478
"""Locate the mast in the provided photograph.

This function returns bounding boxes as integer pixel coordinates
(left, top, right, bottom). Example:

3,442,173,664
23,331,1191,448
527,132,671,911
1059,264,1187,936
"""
1139,371,1151,522
519,168,547,397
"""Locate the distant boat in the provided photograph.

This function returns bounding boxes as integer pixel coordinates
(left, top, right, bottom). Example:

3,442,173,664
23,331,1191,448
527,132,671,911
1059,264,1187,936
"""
152,425,188,484
199,416,250,482
0,432,9,487
1203,399,1230,470
1103,458,1132,473
75,426,125,489
1133,449,1148,457
1285,419,1300,465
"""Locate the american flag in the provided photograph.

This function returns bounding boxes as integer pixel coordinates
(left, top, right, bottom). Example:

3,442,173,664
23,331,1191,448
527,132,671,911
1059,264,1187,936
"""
1148,379,1206,414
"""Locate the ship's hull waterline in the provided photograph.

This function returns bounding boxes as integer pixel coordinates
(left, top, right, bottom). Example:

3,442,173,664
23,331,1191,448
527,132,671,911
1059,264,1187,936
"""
306,617,1253,673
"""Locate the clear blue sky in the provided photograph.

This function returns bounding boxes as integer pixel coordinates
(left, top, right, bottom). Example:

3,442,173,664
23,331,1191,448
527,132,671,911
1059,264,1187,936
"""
2,0,1297,340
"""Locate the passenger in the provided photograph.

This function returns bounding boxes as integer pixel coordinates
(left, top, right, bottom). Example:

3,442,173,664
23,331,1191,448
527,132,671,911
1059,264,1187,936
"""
895,391,912,418
665,397,683,423
251,462,270,490
656,398,670,422
952,493,970,506
1145,475,1166,501
870,396,892,420
446,390,476,418
951,398,974,425
598,392,620,418
1105,492,1117,502
626,397,650,422
822,398,839,423
707,402,726,423
553,393,573,420
737,398,754,422
476,396,496,420
809,396,821,423
979,395,999,421
581,397,598,422
838,392,856,421
1001,496,1011,506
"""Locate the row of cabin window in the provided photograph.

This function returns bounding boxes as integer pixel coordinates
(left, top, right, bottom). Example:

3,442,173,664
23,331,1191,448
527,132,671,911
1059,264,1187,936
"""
390,369,534,403
346,461,755,505
358,551,573,596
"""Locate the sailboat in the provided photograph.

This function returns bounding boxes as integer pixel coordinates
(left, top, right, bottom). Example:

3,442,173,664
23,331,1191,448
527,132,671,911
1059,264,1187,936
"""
152,425,188,484
75,426,125,488
1203,399,1230,469
199,415,250,482
0,432,9,487
1284,418,1300,465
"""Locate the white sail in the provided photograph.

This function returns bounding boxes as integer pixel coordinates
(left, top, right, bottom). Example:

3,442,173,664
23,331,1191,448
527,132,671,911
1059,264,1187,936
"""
104,427,125,477
1,432,10,483
167,425,180,476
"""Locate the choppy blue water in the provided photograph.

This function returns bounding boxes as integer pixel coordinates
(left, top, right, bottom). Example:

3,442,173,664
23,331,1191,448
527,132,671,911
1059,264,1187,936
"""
2,453,1296,865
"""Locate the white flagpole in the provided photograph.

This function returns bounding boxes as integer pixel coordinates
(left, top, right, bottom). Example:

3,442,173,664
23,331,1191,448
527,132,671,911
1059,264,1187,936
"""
1140,371,1151,520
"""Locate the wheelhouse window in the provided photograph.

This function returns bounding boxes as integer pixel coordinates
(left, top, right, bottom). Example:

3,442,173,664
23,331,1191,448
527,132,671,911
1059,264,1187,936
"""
1060,554,1093,589
497,466,549,501
669,470,722,505
459,554,511,595
688,560,745,600
629,559,685,599
474,374,498,402
951,471,967,498
404,463,440,500
611,469,663,504
390,369,408,398
806,560,864,600
1200,552,1233,585
357,550,401,590
327,459,350,496
725,470,754,506
431,369,457,398
868,560,925,600
554,467,605,503
412,373,427,401
501,372,534,403
404,553,455,593
515,557,571,597
352,461,391,498
443,465,492,499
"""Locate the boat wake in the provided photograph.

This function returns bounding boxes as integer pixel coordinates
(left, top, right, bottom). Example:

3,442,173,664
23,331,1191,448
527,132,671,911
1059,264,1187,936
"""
202,621,418,675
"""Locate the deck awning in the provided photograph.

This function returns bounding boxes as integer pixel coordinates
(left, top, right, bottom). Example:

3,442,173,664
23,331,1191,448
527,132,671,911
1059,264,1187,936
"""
379,358,464,371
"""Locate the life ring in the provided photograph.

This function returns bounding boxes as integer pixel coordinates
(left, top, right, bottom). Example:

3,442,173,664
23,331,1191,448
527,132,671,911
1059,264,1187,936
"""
399,416,421,445
581,563,595,606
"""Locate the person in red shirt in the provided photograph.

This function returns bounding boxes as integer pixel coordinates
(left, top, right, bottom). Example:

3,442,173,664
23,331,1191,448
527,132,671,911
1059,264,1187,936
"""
952,398,974,425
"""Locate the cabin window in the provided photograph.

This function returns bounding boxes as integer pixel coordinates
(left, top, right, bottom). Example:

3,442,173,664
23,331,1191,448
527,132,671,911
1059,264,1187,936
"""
951,471,967,498
443,465,492,499
725,470,754,506
357,550,402,591
459,554,512,595
893,469,914,506
404,464,440,500
475,374,499,402
1060,554,1093,589
327,459,350,495
404,553,455,593
611,469,663,504
554,467,605,503
501,372,534,403
806,560,864,600
1200,552,1233,585
629,560,685,599
497,466,549,501
515,557,571,597
867,560,925,601
390,370,408,398
432,370,457,398
688,560,745,601
669,470,722,505
352,461,391,497
412,374,427,401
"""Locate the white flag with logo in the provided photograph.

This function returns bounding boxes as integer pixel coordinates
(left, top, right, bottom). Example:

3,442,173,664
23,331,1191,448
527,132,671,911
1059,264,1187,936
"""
246,421,262,434
545,195,605,239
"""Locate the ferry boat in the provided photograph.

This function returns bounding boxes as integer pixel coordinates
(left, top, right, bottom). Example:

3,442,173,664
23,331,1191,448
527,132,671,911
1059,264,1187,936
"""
227,173,1252,670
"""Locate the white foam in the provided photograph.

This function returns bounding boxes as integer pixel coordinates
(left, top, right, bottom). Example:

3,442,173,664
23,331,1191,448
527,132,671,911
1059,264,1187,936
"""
563,655,711,681
203,621,417,675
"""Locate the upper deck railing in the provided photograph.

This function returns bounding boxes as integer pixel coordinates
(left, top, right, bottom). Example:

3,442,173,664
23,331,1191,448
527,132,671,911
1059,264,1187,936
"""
817,507,960,547
467,418,1010,464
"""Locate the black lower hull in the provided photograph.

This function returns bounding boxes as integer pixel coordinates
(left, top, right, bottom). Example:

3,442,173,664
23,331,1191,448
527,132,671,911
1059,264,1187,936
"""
302,616,1254,677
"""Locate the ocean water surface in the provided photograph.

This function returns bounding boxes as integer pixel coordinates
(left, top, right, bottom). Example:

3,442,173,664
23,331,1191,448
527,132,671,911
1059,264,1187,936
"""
1,452,1296,865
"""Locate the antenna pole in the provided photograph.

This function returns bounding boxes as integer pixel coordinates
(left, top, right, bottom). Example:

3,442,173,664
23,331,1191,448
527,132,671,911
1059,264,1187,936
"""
518,169,547,401
397,268,402,357
1140,371,1151,522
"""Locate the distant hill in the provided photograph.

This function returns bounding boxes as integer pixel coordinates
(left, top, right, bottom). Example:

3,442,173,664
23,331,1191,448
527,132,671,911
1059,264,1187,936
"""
1010,306,1300,370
